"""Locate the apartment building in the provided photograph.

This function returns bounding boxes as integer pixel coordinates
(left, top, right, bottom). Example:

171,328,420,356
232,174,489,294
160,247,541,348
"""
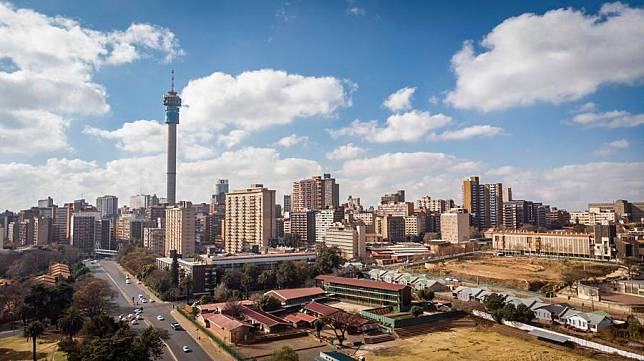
323,223,366,259
224,184,276,254
314,207,344,243
463,176,504,229
289,210,316,243
144,227,165,255
416,196,455,213
440,211,470,243
292,174,339,211
165,203,196,257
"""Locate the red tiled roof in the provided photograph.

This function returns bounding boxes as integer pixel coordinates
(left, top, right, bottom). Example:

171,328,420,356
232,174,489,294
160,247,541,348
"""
198,300,253,313
266,287,325,302
315,274,409,291
283,313,317,324
202,313,250,330
240,306,289,328
303,301,340,317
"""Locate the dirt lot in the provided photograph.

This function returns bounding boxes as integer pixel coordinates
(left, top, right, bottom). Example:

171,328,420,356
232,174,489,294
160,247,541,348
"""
423,256,618,292
358,326,622,361
236,334,333,361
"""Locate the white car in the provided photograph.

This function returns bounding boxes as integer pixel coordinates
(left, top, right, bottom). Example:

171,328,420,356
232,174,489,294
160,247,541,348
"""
125,279,131,284
149,299,155,303
136,314,143,320
182,346,191,353
130,320,138,325
156,315,164,321
141,299,147,303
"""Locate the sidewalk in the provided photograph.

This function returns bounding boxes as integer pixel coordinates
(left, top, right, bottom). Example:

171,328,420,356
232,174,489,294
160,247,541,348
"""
171,309,237,361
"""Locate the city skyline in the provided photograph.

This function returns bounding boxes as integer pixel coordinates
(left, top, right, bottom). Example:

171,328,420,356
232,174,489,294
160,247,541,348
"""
0,1,643,211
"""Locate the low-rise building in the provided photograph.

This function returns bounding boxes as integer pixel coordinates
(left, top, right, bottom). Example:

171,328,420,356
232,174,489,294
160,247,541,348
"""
264,287,326,307
562,310,613,333
315,274,412,311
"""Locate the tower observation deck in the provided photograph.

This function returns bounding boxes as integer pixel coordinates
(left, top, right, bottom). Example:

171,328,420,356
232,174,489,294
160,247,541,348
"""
164,70,182,205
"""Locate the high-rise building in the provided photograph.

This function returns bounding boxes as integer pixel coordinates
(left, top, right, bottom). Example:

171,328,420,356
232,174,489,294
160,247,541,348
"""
463,176,504,229
19,219,34,246
377,202,413,217
7,222,19,243
143,227,165,255
416,196,455,213
215,179,229,199
324,223,366,260
130,194,159,209
38,197,53,209
381,190,405,204
381,215,405,242
314,208,344,243
289,210,316,243
164,70,182,205
404,214,426,237
165,202,195,257
440,211,470,244
70,211,100,254
504,200,551,229
0,211,16,240
33,216,52,246
292,174,339,211
95,218,115,250
350,211,375,233
224,184,276,254
283,194,291,213
96,195,118,219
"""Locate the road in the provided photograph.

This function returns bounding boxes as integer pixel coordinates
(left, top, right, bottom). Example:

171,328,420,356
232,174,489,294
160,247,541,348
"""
87,259,215,361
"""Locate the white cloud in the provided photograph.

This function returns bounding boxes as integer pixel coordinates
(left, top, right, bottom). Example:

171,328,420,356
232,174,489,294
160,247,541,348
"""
0,110,69,154
573,102,597,113
218,130,249,148
329,110,451,143
572,109,644,128
180,69,351,133
347,7,366,16
0,2,182,154
445,3,644,111
383,87,415,112
276,134,309,148
326,143,366,160
0,147,321,211
594,139,630,156
83,120,165,153
429,125,503,141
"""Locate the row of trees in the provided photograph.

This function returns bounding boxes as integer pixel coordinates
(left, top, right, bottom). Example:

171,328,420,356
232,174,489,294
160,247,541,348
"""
483,294,535,323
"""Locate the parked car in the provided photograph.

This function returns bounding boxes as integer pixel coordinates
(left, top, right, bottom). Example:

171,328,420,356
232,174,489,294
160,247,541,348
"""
130,320,138,325
182,346,191,353
125,279,131,284
157,315,164,321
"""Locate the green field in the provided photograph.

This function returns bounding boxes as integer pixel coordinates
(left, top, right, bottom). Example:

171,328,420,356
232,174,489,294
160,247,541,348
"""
0,332,66,361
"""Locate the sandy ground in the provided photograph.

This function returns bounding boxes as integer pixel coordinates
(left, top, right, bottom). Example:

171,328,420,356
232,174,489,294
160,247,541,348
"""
326,301,373,313
358,326,601,361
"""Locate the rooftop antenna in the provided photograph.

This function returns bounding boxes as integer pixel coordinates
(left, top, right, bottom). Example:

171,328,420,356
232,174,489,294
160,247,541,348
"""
171,68,175,93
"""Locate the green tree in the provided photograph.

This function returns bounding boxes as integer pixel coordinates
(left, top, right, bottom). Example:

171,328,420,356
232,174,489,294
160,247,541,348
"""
313,319,324,338
241,264,260,294
254,295,281,312
24,320,45,361
276,261,298,289
483,293,505,312
410,306,423,317
270,346,299,361
314,243,342,275
170,252,179,288
258,270,276,290
417,288,435,302
514,304,535,323
58,306,85,339
73,277,115,317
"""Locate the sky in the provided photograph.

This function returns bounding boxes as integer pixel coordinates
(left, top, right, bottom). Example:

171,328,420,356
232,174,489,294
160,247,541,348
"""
0,0,643,212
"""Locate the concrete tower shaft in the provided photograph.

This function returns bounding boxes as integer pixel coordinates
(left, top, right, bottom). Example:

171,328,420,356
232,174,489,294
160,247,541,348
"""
164,70,181,205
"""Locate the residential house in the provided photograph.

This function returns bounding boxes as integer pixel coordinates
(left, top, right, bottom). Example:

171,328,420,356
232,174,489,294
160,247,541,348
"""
562,310,613,333
241,306,292,334
412,277,449,292
532,303,570,324
201,313,251,344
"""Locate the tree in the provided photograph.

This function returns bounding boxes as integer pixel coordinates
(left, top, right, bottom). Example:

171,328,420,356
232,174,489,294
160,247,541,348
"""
322,311,361,347
258,270,276,290
170,252,179,288
270,346,299,361
313,319,324,338
73,277,115,317
222,300,244,320
276,261,298,289
24,320,44,361
179,274,193,304
483,293,505,312
58,306,84,339
417,288,435,302
410,306,423,318
253,295,281,312
314,243,342,275
514,304,535,323
241,264,260,294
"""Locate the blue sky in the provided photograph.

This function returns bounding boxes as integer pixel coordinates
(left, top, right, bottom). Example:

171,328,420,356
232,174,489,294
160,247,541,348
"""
0,0,643,211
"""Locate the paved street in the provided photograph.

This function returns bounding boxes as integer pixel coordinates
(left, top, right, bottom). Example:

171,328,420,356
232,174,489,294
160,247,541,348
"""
87,259,216,361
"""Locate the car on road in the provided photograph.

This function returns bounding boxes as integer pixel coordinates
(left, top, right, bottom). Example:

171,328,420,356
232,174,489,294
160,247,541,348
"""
130,320,138,325
182,346,191,353
125,279,131,284
149,299,155,303
136,314,143,320
170,322,182,331
141,298,147,303
137,280,141,285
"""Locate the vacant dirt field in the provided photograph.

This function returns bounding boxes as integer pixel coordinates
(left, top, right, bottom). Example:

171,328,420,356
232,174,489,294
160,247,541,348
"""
359,326,617,361
424,256,618,292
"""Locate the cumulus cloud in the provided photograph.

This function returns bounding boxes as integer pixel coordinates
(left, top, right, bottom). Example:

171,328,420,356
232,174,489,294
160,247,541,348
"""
276,134,309,148
445,3,644,111
329,110,451,143
0,2,182,154
383,87,415,112
572,109,644,128
326,143,366,160
83,120,165,153
429,125,503,141
180,69,351,133
594,139,630,156
0,110,69,154
217,130,249,148
0,147,321,211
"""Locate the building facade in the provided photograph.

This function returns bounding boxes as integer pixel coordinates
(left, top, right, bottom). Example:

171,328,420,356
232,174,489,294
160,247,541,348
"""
324,223,366,260
165,203,196,257
224,184,276,254
292,174,339,211
96,195,118,219
440,211,470,243
463,176,504,230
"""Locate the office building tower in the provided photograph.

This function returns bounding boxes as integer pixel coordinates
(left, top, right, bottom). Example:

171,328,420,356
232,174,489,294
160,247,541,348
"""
19,219,34,246
70,211,100,253
0,211,16,240
324,223,366,260
95,218,115,250
213,179,229,203
416,196,455,213
381,190,405,204
33,216,52,246
283,194,291,213
38,197,53,209
463,176,504,229
7,222,19,243
377,202,413,217
292,174,339,212
96,195,118,219
144,227,165,255
381,215,405,242
440,211,470,243
164,70,182,205
351,211,375,233
404,214,426,237
503,188,513,203
224,184,276,254
165,202,196,257
315,208,344,243
289,210,316,243
130,194,159,209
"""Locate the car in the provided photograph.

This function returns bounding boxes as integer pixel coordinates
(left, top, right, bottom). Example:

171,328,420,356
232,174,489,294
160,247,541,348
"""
149,299,155,303
156,315,164,321
136,280,141,285
136,314,143,320
138,294,143,299
182,346,191,353
130,320,138,325
141,299,147,303
127,314,135,320
170,322,182,331
125,279,131,284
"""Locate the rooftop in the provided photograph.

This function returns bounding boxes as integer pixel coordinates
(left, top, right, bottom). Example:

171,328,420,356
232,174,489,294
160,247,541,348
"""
240,306,289,328
304,301,340,317
202,313,250,331
316,274,410,291
266,287,325,302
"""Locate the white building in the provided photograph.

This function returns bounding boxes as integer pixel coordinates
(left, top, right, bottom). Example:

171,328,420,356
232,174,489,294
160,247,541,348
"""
570,210,617,225
315,208,339,243
323,223,366,260
224,184,276,254
440,211,470,243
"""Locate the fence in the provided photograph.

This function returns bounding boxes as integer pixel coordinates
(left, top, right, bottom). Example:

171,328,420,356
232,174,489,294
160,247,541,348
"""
471,310,644,360
360,308,465,329
176,307,245,361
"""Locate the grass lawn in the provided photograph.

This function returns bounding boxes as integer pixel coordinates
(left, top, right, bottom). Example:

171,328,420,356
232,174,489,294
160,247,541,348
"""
358,326,610,361
0,331,66,361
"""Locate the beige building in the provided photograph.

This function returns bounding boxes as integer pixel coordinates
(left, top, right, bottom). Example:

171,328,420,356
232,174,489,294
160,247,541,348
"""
404,214,426,237
324,223,366,260
292,174,339,211
570,210,617,225
376,202,413,217
224,184,276,254
416,196,454,213
349,211,375,233
165,203,196,257
491,230,594,258
143,227,165,255
440,211,470,243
